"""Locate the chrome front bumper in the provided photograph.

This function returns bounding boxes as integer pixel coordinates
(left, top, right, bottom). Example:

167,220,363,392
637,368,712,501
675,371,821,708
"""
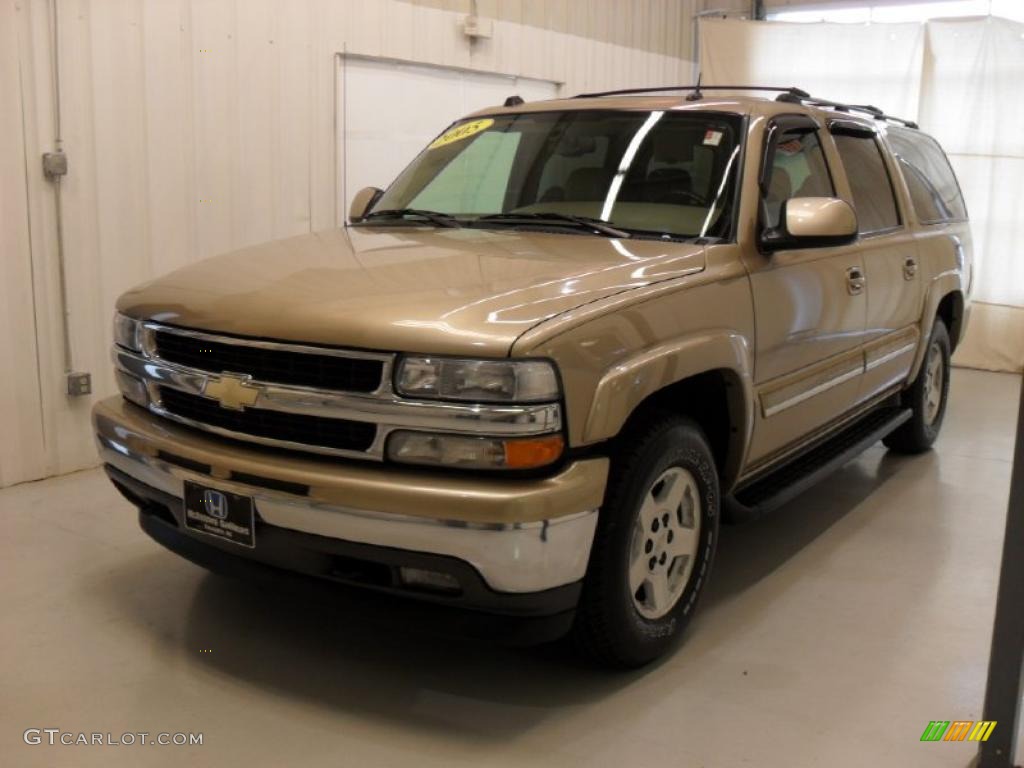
95,398,603,594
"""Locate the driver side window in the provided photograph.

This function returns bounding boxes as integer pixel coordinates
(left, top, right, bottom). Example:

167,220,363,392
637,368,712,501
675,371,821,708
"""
764,129,834,229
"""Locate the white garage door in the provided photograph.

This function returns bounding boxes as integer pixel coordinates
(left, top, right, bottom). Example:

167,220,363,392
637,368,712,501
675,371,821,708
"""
337,57,559,220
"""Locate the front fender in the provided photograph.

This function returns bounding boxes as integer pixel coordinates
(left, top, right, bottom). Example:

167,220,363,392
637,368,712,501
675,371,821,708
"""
582,331,755,487
584,331,752,441
510,258,756,485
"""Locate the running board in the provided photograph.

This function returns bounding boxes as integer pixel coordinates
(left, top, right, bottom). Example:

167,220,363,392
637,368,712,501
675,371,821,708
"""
726,406,912,522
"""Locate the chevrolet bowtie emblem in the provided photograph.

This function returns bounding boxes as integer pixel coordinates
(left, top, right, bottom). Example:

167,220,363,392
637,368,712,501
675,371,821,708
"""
203,374,261,410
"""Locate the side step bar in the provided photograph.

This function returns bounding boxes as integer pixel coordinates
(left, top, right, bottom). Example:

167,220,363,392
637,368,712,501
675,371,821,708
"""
726,406,912,522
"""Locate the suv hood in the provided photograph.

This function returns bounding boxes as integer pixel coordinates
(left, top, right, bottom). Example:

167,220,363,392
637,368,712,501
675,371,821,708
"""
118,226,705,356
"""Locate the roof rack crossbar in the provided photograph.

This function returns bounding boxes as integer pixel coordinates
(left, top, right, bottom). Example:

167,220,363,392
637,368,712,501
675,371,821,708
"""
573,84,810,99
847,104,918,128
789,95,918,129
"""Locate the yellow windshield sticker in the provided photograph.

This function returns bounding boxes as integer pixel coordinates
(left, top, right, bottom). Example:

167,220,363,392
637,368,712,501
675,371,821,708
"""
428,118,494,150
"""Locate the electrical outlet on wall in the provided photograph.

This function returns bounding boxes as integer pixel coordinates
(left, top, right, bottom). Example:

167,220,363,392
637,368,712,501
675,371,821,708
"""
42,151,68,179
66,372,92,397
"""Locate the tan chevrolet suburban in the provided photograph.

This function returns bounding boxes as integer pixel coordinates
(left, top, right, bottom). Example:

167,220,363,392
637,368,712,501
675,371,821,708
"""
94,85,971,667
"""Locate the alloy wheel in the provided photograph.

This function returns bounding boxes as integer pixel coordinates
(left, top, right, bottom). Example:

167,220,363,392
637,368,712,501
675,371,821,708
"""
628,466,702,620
924,340,945,425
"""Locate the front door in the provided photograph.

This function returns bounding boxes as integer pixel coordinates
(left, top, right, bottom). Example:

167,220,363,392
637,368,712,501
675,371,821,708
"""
745,115,868,467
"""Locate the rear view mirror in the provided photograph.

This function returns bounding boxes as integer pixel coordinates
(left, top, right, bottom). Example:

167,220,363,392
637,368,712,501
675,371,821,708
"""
349,187,383,223
762,197,858,252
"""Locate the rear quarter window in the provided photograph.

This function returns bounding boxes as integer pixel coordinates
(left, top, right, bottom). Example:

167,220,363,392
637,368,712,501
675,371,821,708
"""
886,128,967,224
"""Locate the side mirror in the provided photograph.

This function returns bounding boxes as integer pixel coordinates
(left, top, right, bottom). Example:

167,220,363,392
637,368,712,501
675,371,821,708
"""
348,186,383,223
761,197,858,253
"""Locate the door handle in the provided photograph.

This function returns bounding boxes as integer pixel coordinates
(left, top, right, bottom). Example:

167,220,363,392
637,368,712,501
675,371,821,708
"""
846,266,866,295
903,257,918,280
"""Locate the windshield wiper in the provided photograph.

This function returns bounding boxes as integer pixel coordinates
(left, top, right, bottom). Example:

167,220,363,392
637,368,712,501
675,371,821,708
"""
362,208,461,228
473,212,630,238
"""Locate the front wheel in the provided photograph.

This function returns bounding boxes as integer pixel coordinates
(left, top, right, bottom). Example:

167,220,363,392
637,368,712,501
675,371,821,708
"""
884,318,951,454
572,414,719,668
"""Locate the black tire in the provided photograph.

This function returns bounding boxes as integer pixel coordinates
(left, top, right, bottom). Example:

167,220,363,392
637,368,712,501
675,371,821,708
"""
884,318,951,454
572,413,720,668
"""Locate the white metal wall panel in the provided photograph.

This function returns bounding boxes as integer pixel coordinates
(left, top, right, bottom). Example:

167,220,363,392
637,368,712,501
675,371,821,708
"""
3,0,695,487
0,0,48,486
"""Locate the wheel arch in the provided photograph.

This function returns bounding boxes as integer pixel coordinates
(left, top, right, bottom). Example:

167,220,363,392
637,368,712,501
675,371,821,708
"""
582,332,754,490
936,290,965,352
910,280,966,380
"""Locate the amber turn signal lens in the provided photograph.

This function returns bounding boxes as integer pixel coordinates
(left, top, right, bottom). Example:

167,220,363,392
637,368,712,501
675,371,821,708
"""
387,431,564,469
503,435,565,469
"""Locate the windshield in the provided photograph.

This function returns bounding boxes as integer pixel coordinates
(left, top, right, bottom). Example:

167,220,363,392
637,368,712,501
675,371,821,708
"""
366,110,744,240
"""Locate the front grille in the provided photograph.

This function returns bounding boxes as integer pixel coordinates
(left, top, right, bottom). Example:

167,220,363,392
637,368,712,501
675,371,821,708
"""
154,330,384,393
159,387,376,453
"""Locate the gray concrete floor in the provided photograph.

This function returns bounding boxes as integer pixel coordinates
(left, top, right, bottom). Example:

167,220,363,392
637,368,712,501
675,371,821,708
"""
1,368,1021,768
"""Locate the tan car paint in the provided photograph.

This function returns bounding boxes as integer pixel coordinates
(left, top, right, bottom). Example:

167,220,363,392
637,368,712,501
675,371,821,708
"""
784,197,857,238
513,249,756,486
512,98,970,484
116,225,706,358
103,94,972,520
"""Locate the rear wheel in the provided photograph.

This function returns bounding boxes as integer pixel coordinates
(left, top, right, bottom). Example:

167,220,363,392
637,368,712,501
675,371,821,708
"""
572,414,719,668
884,318,951,454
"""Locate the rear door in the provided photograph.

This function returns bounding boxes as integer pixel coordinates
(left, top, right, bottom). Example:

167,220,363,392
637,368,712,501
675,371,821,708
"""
884,126,972,367
829,120,923,402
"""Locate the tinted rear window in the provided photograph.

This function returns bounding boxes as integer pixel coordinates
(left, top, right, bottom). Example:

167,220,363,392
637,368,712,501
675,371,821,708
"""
834,134,901,234
886,128,967,224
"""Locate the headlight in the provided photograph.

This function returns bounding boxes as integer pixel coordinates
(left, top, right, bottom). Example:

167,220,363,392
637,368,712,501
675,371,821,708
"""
113,313,141,351
395,357,559,403
387,431,564,470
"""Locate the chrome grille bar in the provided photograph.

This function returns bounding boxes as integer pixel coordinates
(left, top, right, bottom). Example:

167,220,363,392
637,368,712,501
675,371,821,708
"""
141,323,393,395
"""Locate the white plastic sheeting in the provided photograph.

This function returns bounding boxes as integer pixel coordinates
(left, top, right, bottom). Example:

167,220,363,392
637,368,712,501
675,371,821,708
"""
700,18,926,119
700,16,1024,372
922,18,1024,309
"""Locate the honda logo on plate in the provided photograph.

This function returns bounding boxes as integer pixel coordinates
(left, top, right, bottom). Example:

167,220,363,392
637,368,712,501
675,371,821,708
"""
200,489,229,520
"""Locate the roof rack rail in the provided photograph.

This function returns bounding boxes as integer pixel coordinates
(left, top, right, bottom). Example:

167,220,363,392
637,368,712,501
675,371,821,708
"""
779,93,919,129
570,83,919,130
573,84,811,99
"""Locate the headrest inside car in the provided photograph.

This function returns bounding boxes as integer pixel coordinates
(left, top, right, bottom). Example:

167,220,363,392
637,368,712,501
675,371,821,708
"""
650,130,695,163
555,135,598,157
